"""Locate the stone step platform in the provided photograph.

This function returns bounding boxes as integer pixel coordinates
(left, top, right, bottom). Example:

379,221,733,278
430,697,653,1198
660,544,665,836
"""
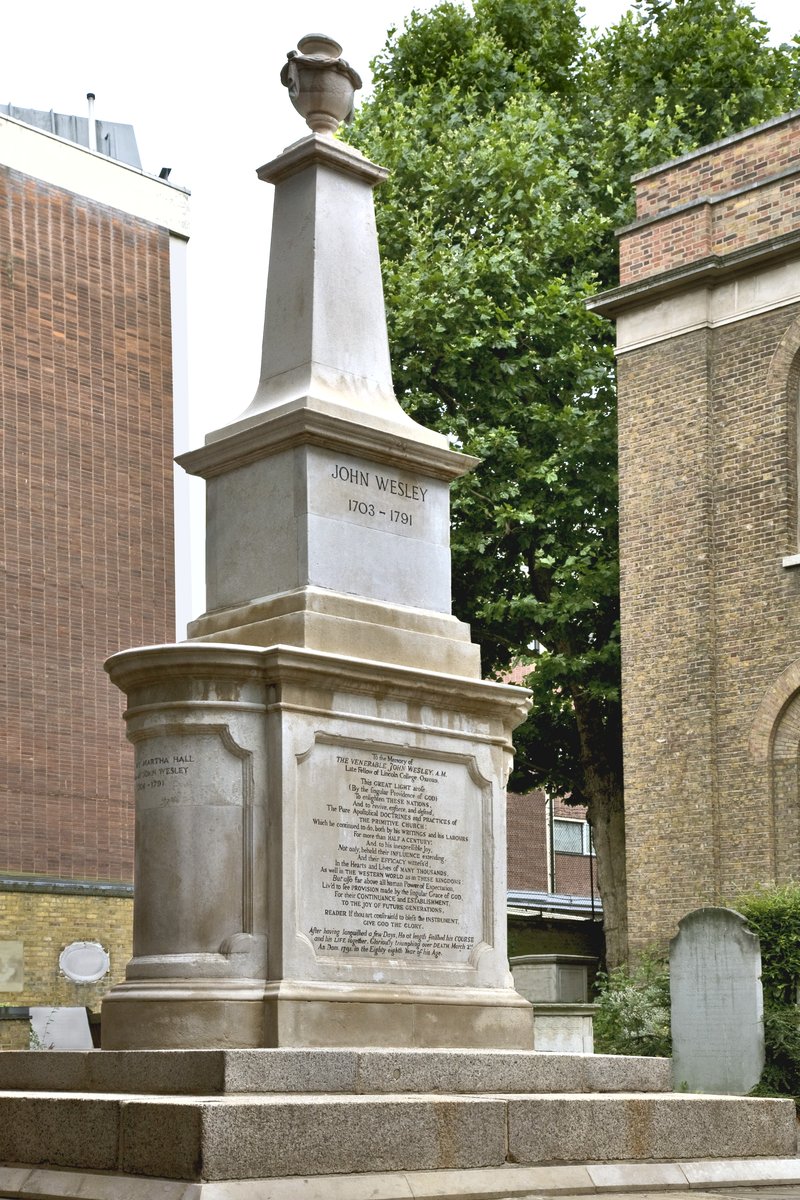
0,1088,794,1183
0,1050,795,1198
0,1047,672,1095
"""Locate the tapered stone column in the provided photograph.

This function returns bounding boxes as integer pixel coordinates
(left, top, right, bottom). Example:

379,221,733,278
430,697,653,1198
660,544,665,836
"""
101,35,533,1050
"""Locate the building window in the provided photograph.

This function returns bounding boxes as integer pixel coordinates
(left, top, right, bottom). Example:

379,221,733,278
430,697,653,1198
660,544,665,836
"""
553,817,593,856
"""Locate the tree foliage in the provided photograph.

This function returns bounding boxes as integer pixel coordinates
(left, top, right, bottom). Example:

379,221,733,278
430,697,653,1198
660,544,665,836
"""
345,0,800,963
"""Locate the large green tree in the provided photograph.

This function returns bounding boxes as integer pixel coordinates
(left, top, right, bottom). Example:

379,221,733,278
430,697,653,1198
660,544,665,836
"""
346,0,800,965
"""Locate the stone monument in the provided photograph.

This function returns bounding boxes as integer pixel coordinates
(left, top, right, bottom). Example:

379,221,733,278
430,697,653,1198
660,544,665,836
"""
2,41,799,1200
670,907,765,1094
100,34,534,1051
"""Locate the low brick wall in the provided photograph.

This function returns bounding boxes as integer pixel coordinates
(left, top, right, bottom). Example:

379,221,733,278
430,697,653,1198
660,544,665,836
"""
0,884,132,1049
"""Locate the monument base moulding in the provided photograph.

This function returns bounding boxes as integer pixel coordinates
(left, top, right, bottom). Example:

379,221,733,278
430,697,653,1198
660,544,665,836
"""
100,642,533,1051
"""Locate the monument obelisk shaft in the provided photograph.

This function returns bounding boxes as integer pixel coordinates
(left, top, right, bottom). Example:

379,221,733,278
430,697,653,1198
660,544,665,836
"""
101,35,532,1049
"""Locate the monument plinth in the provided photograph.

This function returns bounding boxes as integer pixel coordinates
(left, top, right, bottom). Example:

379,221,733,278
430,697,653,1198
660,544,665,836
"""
100,36,533,1050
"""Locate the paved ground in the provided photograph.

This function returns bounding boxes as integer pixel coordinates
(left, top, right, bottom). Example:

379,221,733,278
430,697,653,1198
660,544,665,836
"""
495,1193,800,1200
495,1191,800,1200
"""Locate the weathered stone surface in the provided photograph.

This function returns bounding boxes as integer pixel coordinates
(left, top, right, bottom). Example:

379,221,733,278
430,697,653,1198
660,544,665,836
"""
101,643,531,1052
1,1087,794,1184
510,954,596,1003
197,1096,507,1181
670,907,764,1094
582,1053,671,1093
532,1004,595,1053
0,1047,671,1096
0,1096,120,1171
507,1094,796,1163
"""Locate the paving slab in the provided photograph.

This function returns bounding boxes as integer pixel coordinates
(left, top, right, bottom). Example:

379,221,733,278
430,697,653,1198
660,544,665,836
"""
404,1163,597,1196
588,1163,689,1191
680,1157,800,1187
1,1160,800,1200
16,1167,196,1199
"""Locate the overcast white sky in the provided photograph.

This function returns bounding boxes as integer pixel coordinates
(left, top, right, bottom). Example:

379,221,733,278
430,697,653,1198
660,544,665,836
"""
1,0,798,627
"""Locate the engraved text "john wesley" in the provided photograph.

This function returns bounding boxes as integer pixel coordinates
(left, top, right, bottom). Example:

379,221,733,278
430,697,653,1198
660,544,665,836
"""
331,463,427,503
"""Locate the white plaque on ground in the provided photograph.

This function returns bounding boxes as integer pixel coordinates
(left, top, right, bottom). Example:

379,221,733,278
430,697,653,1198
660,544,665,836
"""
297,739,487,965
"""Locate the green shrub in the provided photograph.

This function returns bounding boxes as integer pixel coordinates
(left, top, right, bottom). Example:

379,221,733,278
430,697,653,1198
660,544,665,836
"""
733,883,800,1006
593,952,671,1058
732,883,800,1099
756,1006,800,1097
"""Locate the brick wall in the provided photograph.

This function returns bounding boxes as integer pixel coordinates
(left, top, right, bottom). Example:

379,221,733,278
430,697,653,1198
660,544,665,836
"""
506,790,595,897
611,112,800,951
551,796,595,896
620,111,800,284
0,888,132,1048
0,166,176,883
634,111,800,219
507,789,548,891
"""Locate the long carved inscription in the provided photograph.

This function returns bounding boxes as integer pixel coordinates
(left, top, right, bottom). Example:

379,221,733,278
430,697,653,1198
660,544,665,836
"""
298,743,485,963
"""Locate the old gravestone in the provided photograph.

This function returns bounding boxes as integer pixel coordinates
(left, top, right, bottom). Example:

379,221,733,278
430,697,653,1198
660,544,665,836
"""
670,907,764,1094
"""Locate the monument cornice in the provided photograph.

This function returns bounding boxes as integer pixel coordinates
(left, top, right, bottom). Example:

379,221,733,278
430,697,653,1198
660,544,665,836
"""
177,405,479,482
105,640,531,730
259,642,532,725
257,133,388,188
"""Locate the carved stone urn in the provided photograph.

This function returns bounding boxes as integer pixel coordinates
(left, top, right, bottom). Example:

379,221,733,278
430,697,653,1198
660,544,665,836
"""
280,33,362,134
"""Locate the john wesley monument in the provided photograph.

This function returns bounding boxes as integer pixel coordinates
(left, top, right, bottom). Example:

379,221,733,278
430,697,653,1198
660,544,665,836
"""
100,33,533,1051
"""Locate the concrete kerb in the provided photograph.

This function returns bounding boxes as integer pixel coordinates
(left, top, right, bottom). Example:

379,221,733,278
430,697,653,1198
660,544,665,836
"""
2,1160,800,1200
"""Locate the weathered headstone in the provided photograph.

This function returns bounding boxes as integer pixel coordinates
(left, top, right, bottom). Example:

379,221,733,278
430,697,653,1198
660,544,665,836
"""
670,907,764,1094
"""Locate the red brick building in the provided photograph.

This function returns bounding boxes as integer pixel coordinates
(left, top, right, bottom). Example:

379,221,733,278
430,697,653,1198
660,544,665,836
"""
0,107,188,1039
506,789,602,958
591,110,800,953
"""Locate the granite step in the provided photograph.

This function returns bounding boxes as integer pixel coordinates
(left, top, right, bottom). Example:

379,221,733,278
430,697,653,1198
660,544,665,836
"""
0,1047,671,1096
0,1090,794,1182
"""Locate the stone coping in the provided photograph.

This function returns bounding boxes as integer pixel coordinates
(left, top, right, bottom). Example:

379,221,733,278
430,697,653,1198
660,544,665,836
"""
1,1157,799,1200
534,1003,598,1015
511,954,598,965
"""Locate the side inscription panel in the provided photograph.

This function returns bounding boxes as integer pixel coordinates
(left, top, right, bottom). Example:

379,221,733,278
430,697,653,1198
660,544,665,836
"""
297,741,487,963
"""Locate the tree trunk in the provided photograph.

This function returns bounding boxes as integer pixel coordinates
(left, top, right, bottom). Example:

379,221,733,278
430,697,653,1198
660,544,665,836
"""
572,694,628,967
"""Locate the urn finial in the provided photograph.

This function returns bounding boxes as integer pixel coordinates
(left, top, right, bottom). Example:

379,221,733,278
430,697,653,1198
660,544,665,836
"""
281,33,363,135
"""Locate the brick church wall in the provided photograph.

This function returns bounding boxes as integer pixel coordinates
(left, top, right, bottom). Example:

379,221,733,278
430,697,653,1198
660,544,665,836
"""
594,110,800,952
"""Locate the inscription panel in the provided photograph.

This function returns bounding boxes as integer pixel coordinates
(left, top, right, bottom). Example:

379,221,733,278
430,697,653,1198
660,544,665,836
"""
308,447,449,545
297,741,486,963
132,727,252,956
